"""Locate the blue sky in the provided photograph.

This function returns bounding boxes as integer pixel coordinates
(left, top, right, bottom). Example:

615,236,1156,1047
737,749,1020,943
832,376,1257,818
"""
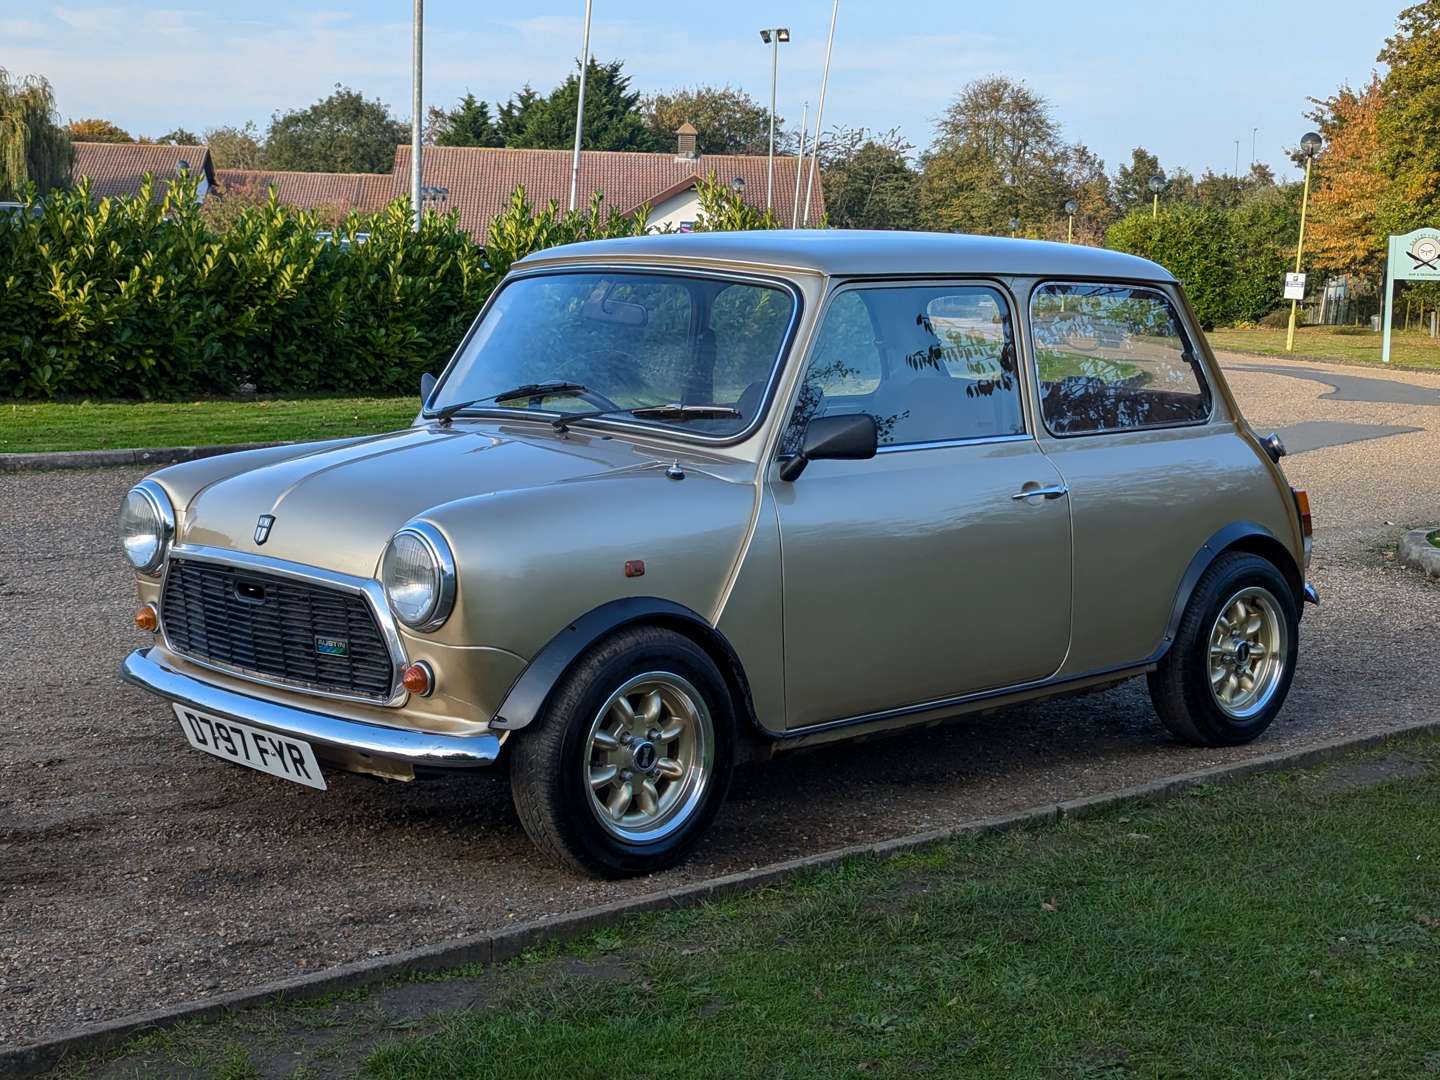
3,1,1399,179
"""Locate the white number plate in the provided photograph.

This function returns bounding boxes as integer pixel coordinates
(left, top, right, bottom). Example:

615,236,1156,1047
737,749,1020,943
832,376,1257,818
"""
174,705,327,790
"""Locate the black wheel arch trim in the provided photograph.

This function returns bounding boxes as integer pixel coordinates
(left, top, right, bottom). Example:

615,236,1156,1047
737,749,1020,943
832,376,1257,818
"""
1157,521,1305,659
489,597,764,737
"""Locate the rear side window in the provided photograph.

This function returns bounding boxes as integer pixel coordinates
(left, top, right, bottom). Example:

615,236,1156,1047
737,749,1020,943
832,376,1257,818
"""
1030,283,1210,436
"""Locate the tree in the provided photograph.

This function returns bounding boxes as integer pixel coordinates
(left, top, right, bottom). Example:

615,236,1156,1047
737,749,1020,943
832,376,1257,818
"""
1113,147,1163,213
919,76,1084,235
154,127,200,145
204,122,263,169
1376,0,1440,235
497,86,541,146
821,126,918,230
505,60,659,151
1305,77,1389,282
0,69,73,198
642,85,774,155
263,85,407,173
429,92,502,147
67,117,132,142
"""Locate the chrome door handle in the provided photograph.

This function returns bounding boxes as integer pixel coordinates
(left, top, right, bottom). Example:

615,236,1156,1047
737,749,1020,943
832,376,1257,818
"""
1012,484,1069,501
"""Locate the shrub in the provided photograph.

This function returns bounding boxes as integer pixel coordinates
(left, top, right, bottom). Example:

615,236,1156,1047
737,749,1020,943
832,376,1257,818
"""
1106,188,1301,327
0,177,651,400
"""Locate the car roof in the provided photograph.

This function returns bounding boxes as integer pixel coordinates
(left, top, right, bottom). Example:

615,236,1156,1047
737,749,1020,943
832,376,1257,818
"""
515,229,1177,283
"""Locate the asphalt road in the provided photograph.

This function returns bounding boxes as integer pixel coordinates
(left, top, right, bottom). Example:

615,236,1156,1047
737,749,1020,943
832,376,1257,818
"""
2,354,1438,1049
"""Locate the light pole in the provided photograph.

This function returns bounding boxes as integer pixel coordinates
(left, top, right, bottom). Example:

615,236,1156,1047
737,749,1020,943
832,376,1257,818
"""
1285,131,1323,353
759,27,790,213
410,0,423,232
1064,199,1078,244
1149,174,1165,219
568,0,594,211
802,0,839,226
1251,126,1258,167
1234,139,1240,177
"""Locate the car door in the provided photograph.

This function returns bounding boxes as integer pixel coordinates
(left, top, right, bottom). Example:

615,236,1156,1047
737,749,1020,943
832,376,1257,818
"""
771,281,1073,731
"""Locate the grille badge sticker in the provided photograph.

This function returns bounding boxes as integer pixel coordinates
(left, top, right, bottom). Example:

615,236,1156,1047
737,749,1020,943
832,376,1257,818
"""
254,514,275,545
315,636,349,657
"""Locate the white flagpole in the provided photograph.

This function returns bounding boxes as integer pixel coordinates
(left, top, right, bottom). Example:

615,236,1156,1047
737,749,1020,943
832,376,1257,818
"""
802,0,838,226
791,101,808,228
410,0,423,231
568,0,593,212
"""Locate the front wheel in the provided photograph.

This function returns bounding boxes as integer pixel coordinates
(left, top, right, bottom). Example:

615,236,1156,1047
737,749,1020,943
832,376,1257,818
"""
509,626,735,878
1148,552,1299,747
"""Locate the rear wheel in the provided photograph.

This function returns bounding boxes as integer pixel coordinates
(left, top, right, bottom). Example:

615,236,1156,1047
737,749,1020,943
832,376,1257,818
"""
1148,552,1298,747
509,626,734,878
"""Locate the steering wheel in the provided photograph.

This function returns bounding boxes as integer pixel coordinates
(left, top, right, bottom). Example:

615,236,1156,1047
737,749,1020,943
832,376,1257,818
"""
568,351,635,410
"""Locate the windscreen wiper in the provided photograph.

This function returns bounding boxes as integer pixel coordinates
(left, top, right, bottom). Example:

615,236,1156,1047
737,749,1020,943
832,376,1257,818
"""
431,382,590,426
551,403,741,433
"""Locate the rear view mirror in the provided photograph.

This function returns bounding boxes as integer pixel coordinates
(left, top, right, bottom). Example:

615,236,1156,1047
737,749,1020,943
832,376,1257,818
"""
779,413,878,482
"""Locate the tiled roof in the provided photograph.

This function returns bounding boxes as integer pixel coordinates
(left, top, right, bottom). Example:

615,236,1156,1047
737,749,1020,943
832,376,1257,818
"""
213,168,398,215
216,147,825,237
390,146,825,236
71,143,215,200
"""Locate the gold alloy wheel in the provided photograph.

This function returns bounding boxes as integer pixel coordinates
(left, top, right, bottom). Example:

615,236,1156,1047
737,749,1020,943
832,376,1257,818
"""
583,672,713,843
1207,586,1288,720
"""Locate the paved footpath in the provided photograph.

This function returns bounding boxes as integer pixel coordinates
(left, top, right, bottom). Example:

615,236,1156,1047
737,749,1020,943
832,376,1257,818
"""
1,354,1438,1048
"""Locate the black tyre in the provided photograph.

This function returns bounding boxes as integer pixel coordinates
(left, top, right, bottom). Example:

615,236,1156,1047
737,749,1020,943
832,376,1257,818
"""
509,626,735,878
1147,552,1299,747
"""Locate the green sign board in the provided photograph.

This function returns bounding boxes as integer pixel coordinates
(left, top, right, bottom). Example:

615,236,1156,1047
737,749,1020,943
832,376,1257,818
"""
1382,227,1440,364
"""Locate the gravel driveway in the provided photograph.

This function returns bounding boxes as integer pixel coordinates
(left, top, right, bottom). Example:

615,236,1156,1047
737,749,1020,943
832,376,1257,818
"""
2,354,1438,1049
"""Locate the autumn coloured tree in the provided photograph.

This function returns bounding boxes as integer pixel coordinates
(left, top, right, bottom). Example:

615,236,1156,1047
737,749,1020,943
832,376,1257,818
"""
1305,78,1389,282
67,117,132,142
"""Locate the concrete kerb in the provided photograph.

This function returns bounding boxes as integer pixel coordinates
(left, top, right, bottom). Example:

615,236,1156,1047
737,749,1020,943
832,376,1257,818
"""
1398,528,1440,578
0,442,290,473
7,719,1438,1077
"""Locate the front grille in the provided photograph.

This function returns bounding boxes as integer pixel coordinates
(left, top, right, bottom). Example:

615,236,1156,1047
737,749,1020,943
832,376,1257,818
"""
161,558,395,700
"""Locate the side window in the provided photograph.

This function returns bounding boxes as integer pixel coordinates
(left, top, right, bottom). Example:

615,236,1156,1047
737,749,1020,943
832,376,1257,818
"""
1030,283,1211,436
786,284,1023,452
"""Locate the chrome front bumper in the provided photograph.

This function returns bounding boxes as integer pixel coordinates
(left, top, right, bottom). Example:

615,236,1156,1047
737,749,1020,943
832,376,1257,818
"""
121,648,502,769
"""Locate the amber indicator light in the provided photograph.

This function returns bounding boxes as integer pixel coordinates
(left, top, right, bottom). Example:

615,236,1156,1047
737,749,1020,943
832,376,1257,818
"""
624,560,646,578
133,604,159,633
402,662,433,697
1293,489,1312,538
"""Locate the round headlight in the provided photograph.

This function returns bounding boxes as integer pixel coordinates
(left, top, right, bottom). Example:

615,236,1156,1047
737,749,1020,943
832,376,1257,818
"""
381,523,456,631
119,481,174,574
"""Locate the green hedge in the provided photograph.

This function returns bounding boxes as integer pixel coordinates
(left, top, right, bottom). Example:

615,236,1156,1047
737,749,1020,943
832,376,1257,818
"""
0,179,648,400
1106,191,1300,327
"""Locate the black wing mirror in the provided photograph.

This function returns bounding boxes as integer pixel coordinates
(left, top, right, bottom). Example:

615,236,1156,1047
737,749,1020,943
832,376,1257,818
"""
779,413,878,482
420,372,437,406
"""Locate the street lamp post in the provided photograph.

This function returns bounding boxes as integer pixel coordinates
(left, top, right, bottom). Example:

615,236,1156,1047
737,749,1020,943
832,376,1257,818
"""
410,0,423,232
1285,131,1324,353
791,100,808,228
1064,199,1078,244
1149,174,1165,219
759,27,790,213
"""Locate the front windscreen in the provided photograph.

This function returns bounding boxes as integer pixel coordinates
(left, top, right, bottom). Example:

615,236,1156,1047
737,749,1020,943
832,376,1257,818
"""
429,270,797,438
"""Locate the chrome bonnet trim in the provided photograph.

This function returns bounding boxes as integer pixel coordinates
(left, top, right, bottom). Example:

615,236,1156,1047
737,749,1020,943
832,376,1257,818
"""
122,648,499,768
158,544,410,707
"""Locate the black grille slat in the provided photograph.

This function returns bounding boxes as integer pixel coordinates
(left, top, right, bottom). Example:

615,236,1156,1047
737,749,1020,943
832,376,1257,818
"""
161,559,394,699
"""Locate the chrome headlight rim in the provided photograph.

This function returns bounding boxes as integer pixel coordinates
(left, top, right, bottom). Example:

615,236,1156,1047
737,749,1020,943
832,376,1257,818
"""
120,480,175,575
381,521,456,632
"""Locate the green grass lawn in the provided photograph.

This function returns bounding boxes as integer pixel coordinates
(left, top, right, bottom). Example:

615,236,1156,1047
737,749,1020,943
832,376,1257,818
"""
66,737,1440,1079
1207,325,1440,372
0,396,419,454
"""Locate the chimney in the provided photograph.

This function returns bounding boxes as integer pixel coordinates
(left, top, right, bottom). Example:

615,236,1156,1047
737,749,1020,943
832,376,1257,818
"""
674,122,698,160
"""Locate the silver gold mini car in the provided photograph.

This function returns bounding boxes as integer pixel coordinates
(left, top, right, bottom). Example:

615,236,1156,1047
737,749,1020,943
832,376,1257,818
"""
120,231,1316,877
